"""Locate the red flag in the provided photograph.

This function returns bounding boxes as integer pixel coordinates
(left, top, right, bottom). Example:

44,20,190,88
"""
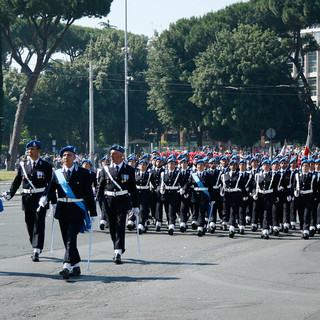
304,115,312,157
280,139,287,156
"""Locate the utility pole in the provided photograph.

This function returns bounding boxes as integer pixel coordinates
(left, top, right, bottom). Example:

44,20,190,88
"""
89,61,94,166
124,0,129,157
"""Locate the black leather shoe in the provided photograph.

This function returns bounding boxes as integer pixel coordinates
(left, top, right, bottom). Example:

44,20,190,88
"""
229,231,234,238
59,268,70,279
273,229,279,236
209,227,215,234
69,266,81,277
113,254,122,264
283,227,289,233
310,229,316,237
99,223,105,230
31,252,39,262
127,223,134,231
180,226,186,233
239,229,245,235
302,233,309,240
264,234,269,239
138,228,143,235
191,222,197,230
222,224,228,231
155,226,161,232
292,225,296,230
197,230,203,237
317,228,320,234
251,226,257,232
168,228,174,235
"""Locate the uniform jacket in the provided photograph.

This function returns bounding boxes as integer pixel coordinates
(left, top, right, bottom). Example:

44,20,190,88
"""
97,162,139,213
44,166,96,221
9,157,53,211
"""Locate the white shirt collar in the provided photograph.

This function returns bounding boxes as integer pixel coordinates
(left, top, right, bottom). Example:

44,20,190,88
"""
63,164,75,172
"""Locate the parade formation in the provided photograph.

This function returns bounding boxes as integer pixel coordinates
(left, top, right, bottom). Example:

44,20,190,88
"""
1,139,320,279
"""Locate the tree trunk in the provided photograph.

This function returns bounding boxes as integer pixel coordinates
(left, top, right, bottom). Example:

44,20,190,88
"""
9,74,39,170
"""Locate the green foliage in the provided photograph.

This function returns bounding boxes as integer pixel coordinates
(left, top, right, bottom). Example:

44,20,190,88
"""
190,23,307,145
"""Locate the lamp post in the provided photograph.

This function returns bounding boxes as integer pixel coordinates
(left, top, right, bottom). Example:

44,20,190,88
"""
124,0,129,158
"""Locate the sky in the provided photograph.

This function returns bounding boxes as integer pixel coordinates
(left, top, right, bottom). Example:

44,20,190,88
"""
74,0,247,37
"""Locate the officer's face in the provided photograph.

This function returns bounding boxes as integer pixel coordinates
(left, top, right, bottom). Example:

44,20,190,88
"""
280,161,287,169
272,163,279,171
302,163,309,173
180,161,188,170
315,163,320,171
290,162,297,169
82,162,91,169
27,147,41,160
168,162,175,171
230,163,237,171
310,163,315,171
263,163,271,172
110,150,123,165
251,160,258,168
139,162,147,172
239,163,246,172
62,151,76,168
197,163,205,172
209,161,217,169
128,160,136,168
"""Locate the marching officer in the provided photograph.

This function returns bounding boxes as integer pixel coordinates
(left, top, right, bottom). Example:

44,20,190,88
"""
252,159,279,239
160,157,184,235
184,159,214,237
178,157,192,232
293,160,318,239
220,159,247,237
149,157,165,231
39,146,96,278
135,159,155,234
96,145,139,264
3,140,53,262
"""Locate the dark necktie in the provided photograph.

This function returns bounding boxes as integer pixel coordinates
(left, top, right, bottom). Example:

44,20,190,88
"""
33,161,36,171
116,166,119,174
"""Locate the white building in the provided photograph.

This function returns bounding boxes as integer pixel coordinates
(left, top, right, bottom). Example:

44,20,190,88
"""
291,25,320,107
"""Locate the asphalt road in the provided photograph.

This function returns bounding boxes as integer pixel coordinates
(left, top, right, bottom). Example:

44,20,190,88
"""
0,187,320,320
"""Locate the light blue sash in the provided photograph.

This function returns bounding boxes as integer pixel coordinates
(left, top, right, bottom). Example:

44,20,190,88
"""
192,172,210,200
55,169,90,232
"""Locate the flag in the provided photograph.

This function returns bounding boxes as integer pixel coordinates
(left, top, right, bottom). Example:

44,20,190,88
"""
280,139,287,156
304,115,312,157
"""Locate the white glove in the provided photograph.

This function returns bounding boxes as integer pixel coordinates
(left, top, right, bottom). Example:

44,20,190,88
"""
160,188,165,195
210,201,215,207
133,207,140,215
294,190,299,198
2,191,11,201
220,190,225,197
243,197,248,201
287,195,292,202
179,188,185,195
184,193,189,199
38,196,48,208
253,194,258,201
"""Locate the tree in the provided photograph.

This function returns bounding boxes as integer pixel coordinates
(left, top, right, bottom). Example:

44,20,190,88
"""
190,24,307,145
252,0,320,114
0,0,113,168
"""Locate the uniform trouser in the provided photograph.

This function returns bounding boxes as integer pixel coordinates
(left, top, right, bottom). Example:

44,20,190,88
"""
209,191,222,223
239,199,249,226
150,192,157,218
311,199,318,227
254,195,275,230
225,192,241,227
59,219,83,265
107,210,127,252
296,194,313,231
192,202,209,227
139,194,151,226
247,197,253,221
99,199,108,224
180,194,191,223
25,207,46,250
164,192,179,225
272,192,290,226
316,200,320,226
252,199,261,226
290,198,298,224
154,191,164,223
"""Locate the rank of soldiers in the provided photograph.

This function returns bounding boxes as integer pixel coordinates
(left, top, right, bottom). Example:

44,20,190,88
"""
120,150,320,241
